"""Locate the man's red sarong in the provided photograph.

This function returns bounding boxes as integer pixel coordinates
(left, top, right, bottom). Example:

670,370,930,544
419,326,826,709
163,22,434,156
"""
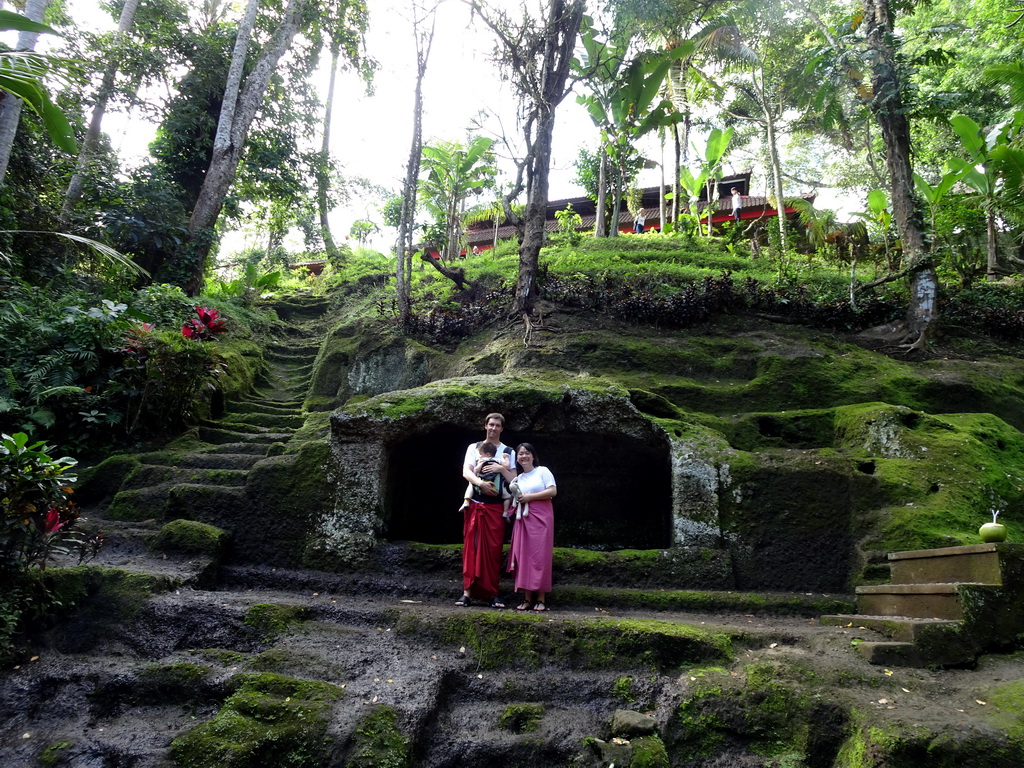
463,500,505,599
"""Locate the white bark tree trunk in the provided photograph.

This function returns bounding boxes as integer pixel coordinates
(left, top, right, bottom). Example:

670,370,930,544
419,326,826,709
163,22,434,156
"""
60,0,142,223
185,0,306,294
0,0,51,184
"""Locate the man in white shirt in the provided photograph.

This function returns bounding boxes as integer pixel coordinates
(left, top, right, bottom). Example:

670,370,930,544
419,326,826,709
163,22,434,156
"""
456,412,516,608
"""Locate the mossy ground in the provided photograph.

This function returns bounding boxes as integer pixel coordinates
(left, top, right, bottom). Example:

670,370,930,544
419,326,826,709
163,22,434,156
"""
169,672,343,768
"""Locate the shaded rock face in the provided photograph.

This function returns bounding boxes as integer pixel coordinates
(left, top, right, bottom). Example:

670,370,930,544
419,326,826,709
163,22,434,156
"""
320,380,677,566
388,426,672,549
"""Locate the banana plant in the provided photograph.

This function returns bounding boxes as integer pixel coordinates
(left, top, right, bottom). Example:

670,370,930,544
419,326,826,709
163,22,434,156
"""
851,189,895,271
0,10,76,154
677,126,734,236
576,23,691,236
945,114,1010,280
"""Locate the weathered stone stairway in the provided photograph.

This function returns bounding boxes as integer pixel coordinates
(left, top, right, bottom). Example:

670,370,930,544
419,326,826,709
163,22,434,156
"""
821,542,1024,667
81,294,332,566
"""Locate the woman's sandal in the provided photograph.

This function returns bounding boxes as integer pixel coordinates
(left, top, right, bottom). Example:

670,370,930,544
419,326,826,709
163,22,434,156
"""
489,596,506,609
455,595,472,607
516,601,533,611
533,602,547,612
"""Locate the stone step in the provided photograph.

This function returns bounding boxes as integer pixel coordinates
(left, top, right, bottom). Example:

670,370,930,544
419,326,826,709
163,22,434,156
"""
271,300,331,321
888,543,1003,586
139,452,265,471
854,641,927,667
204,442,274,456
120,465,250,491
266,342,321,358
198,426,292,445
107,483,245,522
241,395,306,408
855,583,990,620
217,412,305,430
818,614,962,642
226,401,303,417
854,637,976,668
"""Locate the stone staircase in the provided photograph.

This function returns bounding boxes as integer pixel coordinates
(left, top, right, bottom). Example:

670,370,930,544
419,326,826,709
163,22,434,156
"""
80,294,331,555
821,542,1024,667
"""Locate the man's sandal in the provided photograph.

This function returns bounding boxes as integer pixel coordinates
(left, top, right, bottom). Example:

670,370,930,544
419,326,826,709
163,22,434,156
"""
455,595,472,607
489,596,506,609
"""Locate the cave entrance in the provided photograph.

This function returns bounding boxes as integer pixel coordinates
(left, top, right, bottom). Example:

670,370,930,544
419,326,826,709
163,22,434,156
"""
385,427,672,549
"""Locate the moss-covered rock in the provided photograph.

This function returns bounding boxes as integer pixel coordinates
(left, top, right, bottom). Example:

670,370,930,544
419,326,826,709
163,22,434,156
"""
243,603,308,640
630,734,669,767
397,611,737,671
74,454,141,506
152,519,228,557
669,662,848,766
345,704,412,768
169,672,343,768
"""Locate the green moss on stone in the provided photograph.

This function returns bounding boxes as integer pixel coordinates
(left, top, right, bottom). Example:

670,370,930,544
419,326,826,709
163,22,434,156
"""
39,740,73,768
169,672,343,768
612,676,636,705
630,734,669,768
346,704,412,768
152,519,228,556
74,454,140,505
498,703,545,733
413,612,737,671
243,603,308,639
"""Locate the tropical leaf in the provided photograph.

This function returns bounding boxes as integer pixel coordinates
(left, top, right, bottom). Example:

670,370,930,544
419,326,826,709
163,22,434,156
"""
1,231,148,276
949,115,985,159
983,63,1024,108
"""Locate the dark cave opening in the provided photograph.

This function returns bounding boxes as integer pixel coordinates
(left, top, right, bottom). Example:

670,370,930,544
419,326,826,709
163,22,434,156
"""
385,427,673,549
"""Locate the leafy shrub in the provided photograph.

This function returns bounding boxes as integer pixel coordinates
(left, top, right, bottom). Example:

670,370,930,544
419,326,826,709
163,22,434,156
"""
114,326,225,435
0,432,103,573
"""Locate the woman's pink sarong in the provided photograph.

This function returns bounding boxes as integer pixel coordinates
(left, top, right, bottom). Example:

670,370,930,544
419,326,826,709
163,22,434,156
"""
463,500,505,599
507,499,554,593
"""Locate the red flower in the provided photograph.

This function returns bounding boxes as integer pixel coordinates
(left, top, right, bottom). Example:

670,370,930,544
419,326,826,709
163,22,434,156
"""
44,507,66,534
182,307,227,341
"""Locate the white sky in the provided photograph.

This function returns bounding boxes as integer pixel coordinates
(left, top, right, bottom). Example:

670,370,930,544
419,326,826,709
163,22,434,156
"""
32,1,850,259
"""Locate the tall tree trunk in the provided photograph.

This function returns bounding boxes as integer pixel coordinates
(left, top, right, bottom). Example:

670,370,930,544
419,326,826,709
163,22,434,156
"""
60,0,142,224
672,122,682,225
185,0,306,295
609,160,622,238
0,0,50,183
508,0,585,317
595,146,607,237
396,4,436,325
317,44,342,262
986,210,998,280
864,0,936,343
757,67,787,253
659,131,667,233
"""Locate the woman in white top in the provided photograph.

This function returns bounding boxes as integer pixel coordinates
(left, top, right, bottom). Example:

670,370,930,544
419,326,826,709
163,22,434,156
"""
499,442,557,611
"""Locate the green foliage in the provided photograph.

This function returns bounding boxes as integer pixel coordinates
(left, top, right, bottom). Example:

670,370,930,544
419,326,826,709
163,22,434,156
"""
0,432,103,572
0,11,77,154
555,203,584,245
116,325,225,437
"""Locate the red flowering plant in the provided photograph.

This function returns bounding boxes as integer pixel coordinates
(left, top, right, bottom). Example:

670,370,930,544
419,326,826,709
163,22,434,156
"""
0,432,103,571
181,306,227,341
